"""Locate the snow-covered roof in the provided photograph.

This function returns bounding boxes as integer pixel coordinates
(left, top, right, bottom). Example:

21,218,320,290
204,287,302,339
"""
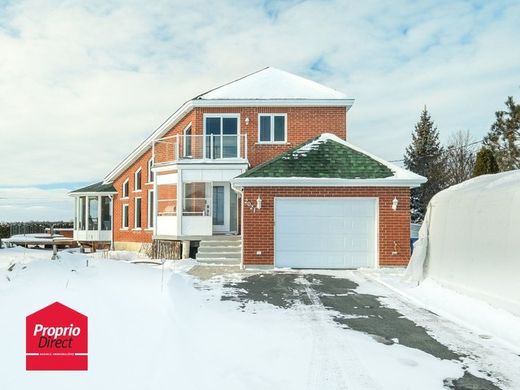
232,133,427,188
103,67,353,183
195,67,350,100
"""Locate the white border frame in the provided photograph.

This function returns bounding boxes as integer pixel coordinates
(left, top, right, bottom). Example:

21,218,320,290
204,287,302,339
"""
146,158,154,184
257,113,287,144
202,113,241,159
134,197,142,230
183,123,193,158
122,203,129,229
122,178,129,199
273,197,379,269
134,167,142,192
147,189,154,229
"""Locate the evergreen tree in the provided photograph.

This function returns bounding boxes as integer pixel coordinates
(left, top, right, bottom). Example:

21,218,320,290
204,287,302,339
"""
484,96,520,171
473,147,499,177
404,107,446,222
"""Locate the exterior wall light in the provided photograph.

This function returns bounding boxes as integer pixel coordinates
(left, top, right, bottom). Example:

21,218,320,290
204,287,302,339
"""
256,195,262,210
245,117,250,125
392,197,399,211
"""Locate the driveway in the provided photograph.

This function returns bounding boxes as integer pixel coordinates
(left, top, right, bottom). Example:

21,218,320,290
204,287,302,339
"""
211,270,514,390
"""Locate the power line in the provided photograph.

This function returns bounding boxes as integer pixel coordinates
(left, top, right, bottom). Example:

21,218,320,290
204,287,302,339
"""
388,138,485,163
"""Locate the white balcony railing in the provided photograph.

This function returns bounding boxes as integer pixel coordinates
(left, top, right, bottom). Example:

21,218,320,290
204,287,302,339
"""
153,134,247,165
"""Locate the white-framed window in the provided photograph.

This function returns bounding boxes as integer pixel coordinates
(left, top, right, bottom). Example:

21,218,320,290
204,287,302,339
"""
122,178,129,198
258,114,287,143
147,189,154,229
134,197,142,229
147,158,154,183
183,182,210,216
203,113,240,159
184,124,192,157
134,168,142,192
122,204,129,229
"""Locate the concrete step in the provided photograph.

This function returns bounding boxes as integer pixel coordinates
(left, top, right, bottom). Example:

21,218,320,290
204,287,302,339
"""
196,252,241,259
196,258,241,265
201,235,242,241
198,246,241,254
199,241,242,248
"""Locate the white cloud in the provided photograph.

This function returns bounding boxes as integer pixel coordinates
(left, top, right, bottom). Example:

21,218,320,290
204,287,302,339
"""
0,0,519,220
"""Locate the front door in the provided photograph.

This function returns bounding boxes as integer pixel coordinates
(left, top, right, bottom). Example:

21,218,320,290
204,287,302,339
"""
212,183,230,232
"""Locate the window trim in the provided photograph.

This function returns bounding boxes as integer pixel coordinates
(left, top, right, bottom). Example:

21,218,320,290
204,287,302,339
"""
134,167,142,192
147,189,154,229
122,178,129,199
134,197,142,229
146,158,154,184
257,113,287,144
121,203,129,229
202,113,241,159
183,123,193,158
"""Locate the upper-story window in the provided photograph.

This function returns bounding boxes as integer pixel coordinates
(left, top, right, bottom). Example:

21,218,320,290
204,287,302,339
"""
258,114,287,144
184,124,192,158
122,178,129,198
134,168,142,191
147,158,154,183
204,114,239,159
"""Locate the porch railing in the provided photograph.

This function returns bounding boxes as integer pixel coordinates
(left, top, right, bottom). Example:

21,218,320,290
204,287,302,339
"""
153,134,247,165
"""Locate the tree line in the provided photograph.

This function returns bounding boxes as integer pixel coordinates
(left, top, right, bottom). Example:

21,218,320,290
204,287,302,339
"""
0,221,73,239
404,96,519,222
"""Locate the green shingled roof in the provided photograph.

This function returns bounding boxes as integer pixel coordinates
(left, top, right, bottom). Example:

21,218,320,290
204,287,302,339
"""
70,182,117,194
238,134,394,179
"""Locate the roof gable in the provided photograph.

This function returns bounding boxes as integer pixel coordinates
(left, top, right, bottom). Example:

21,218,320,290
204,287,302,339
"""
195,67,349,100
233,133,427,187
102,67,353,184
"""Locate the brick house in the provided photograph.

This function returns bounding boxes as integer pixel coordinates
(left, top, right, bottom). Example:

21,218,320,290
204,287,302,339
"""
70,67,425,268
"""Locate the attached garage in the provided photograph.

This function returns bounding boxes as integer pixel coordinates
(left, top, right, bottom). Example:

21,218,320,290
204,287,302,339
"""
232,133,426,269
274,198,377,269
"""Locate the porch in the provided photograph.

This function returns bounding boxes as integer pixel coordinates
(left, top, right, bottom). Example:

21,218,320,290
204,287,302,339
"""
69,182,117,244
155,178,242,238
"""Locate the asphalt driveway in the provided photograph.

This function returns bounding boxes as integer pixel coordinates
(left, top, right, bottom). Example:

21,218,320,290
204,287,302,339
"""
220,272,502,390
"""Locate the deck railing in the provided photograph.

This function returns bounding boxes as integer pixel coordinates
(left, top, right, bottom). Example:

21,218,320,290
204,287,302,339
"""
153,134,247,165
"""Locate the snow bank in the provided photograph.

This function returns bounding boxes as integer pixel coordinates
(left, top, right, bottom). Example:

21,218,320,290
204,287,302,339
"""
406,170,520,315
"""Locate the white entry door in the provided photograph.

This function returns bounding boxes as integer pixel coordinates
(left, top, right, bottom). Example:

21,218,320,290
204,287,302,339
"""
274,198,377,269
212,183,230,232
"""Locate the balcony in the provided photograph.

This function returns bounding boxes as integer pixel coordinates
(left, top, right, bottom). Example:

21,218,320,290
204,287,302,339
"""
153,134,248,165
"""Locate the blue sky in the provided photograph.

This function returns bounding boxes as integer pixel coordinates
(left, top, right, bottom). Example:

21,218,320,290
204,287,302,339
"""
0,0,519,221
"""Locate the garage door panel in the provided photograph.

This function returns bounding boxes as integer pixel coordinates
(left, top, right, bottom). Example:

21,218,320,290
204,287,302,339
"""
278,216,348,234
275,198,377,269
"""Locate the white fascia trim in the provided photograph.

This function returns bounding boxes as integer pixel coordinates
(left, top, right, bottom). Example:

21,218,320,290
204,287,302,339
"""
192,99,354,108
152,161,249,173
68,192,117,197
103,100,194,183
231,177,427,188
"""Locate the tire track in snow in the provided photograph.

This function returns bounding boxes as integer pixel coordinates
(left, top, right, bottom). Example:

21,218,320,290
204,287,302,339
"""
297,275,380,390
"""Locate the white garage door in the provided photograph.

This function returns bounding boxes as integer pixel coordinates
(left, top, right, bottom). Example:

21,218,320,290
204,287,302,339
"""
275,198,377,269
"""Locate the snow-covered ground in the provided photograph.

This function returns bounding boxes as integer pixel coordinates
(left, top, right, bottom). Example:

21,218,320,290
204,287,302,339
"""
0,247,518,389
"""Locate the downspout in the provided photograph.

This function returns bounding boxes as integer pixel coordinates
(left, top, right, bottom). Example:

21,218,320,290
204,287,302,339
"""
230,182,244,270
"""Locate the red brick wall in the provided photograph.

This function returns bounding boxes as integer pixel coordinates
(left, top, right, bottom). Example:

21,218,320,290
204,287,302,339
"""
111,106,347,245
113,149,154,244
191,107,347,167
242,187,411,267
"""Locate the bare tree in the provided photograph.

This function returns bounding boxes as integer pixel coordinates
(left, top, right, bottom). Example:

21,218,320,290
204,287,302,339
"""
444,130,476,186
